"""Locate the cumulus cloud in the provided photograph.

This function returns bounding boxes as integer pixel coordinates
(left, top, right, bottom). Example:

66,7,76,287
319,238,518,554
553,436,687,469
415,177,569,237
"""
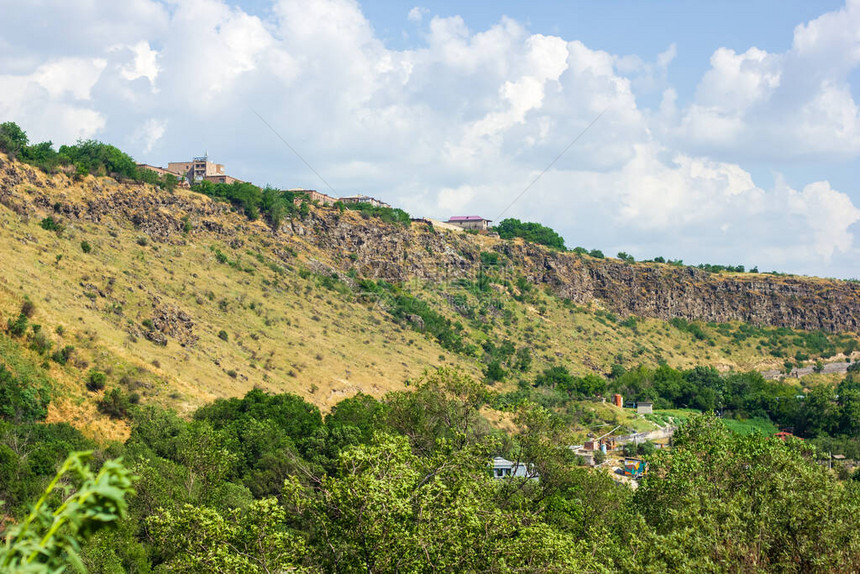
675,1,860,160
407,6,428,23
0,0,858,277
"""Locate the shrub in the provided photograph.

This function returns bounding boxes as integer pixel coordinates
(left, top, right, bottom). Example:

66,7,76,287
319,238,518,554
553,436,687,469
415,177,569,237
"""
218,330,229,341
136,236,148,246
7,313,28,337
86,370,107,392
51,345,75,365
40,217,60,232
0,363,50,422
97,388,134,419
20,299,35,318
80,240,92,253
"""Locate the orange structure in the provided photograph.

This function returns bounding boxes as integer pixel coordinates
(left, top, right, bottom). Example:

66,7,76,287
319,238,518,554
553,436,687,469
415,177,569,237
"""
613,394,623,408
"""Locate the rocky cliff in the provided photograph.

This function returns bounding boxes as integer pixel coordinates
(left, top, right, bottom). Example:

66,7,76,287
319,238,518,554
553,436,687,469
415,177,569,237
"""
2,154,858,333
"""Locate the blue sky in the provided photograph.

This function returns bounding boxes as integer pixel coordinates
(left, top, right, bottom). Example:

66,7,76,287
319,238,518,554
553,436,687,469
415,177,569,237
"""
1,0,860,278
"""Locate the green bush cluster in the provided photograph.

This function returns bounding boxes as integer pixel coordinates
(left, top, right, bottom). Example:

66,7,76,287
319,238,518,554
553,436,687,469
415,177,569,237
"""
338,200,411,226
0,122,177,190
496,218,566,250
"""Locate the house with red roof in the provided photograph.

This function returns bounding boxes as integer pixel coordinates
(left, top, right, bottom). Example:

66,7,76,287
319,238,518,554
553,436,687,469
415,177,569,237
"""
445,215,492,231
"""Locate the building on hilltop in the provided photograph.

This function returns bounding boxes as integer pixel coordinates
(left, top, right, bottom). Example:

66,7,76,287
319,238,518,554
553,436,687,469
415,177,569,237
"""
138,154,243,186
203,174,244,185
339,194,390,208
445,215,492,231
290,189,338,206
167,154,225,183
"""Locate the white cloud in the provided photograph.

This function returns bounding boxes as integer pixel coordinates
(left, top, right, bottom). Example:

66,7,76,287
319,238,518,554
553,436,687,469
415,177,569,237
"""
0,0,858,278
408,6,428,23
115,41,160,86
134,118,167,154
675,2,860,160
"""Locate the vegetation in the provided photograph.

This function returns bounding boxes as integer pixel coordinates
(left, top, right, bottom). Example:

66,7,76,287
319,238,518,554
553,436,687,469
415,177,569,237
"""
1,370,860,573
0,122,177,189
496,218,566,250
338,200,411,226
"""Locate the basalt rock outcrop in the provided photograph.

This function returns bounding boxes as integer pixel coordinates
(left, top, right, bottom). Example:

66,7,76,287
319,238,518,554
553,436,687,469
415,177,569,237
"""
2,154,858,333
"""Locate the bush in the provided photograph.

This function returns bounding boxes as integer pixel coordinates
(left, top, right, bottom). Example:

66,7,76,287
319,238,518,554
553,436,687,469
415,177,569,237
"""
20,299,35,318
484,360,506,383
0,363,51,422
80,240,92,253
97,388,134,419
40,217,61,232
496,218,565,250
86,370,107,392
218,330,229,341
51,345,75,365
7,313,28,337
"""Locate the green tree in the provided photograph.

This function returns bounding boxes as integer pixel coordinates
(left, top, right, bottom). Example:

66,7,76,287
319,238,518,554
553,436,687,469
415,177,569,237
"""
0,122,28,158
635,413,860,572
495,218,566,250
149,498,307,573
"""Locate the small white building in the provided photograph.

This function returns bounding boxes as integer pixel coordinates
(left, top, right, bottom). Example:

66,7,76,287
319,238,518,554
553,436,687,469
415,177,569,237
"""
446,215,492,231
637,401,654,415
490,456,531,479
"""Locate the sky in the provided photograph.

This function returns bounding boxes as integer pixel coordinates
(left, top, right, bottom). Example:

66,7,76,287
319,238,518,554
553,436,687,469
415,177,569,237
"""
2,0,860,278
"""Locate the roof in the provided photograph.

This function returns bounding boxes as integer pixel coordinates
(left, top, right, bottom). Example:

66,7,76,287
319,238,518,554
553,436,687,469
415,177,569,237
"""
447,215,491,222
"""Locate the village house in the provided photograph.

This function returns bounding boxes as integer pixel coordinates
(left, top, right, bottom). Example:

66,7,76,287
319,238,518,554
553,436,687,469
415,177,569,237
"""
637,401,654,415
490,456,531,479
445,215,492,231
339,194,390,208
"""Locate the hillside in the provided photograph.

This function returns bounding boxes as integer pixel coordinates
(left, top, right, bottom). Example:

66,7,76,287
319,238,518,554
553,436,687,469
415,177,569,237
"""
1,152,859,438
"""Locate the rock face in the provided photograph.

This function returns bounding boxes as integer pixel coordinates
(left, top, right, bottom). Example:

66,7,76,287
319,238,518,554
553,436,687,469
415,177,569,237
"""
151,304,198,348
294,210,860,333
2,155,859,333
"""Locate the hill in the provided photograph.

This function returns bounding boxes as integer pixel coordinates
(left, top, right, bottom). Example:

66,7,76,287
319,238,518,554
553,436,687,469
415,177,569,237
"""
0,151,859,439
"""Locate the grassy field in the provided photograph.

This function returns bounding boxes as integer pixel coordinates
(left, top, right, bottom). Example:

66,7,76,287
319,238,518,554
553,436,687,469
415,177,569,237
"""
721,417,779,436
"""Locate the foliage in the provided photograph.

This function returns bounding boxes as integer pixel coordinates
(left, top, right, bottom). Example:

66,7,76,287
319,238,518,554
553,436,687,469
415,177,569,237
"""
0,363,50,423
0,451,135,573
0,122,29,158
97,388,136,420
495,218,566,250
636,414,860,572
339,201,411,226
86,370,106,392
148,498,307,574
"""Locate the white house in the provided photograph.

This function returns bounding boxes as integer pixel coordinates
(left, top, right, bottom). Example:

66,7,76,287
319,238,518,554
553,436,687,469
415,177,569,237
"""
446,215,492,231
491,456,531,479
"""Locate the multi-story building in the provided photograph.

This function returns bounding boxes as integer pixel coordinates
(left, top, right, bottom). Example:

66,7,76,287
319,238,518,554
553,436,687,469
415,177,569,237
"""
167,155,225,183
